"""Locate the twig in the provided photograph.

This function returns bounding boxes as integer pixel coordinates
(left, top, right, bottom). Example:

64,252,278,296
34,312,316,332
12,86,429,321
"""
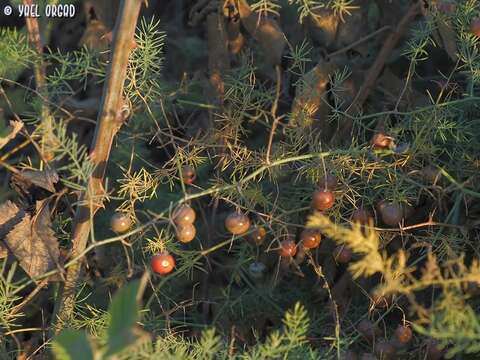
265,65,282,164
340,1,422,138
23,0,54,163
51,0,143,333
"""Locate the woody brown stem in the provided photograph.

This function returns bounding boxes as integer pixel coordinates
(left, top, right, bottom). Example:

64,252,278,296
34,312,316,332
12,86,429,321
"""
340,1,422,139
23,0,54,162
51,0,143,333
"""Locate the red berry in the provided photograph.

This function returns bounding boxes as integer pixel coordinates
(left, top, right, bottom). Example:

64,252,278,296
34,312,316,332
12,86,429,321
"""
110,212,132,234
151,253,175,275
225,211,250,235
173,205,196,226
394,324,413,344
334,245,352,264
300,229,321,249
377,201,404,226
312,189,335,211
279,240,297,257
372,133,392,149
181,165,196,185
351,208,371,225
471,17,480,37
318,173,338,190
176,223,196,243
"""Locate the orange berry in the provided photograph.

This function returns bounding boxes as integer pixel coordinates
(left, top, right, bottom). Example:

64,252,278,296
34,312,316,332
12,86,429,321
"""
300,229,321,249
173,205,196,226
312,189,335,211
225,211,250,235
176,223,196,243
372,133,392,149
110,212,132,234
151,253,175,275
279,240,297,257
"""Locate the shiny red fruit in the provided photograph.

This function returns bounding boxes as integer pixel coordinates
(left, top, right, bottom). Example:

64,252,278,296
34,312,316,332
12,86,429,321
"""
279,240,297,257
300,229,321,249
176,223,196,243
312,189,335,211
151,253,175,275
372,132,392,149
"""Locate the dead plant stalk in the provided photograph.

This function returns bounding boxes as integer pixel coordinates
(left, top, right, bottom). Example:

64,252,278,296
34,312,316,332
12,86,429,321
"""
52,0,143,332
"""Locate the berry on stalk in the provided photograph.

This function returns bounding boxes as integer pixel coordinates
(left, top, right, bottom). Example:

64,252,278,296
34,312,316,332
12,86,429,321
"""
300,229,321,249
225,211,250,235
151,253,175,275
279,239,297,257
173,205,196,226
181,165,196,185
176,223,196,243
110,212,132,234
313,189,335,211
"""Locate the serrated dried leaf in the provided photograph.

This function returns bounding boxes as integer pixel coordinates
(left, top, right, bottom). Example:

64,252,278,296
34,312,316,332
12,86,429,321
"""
0,120,23,151
13,168,59,193
236,0,286,66
4,200,60,278
0,201,25,239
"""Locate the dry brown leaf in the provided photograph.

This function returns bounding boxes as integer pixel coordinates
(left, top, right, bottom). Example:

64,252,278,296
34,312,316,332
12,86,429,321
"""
236,0,286,67
306,8,339,49
290,59,337,126
0,120,24,151
13,168,59,193
0,201,26,259
4,200,60,278
437,18,458,61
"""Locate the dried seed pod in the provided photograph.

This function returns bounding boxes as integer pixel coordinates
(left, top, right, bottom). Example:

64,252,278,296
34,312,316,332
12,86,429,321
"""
225,211,251,235
173,205,196,226
176,223,196,243
312,189,335,211
181,165,196,185
279,240,297,257
300,229,321,249
334,245,352,264
110,212,132,234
